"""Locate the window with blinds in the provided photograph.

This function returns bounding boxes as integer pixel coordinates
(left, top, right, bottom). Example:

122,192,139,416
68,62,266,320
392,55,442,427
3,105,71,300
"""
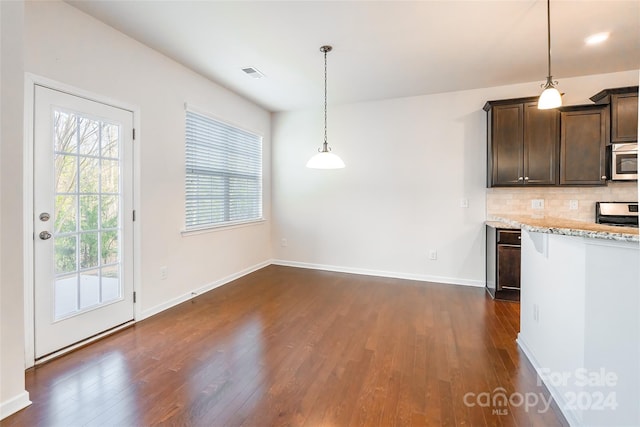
185,110,263,229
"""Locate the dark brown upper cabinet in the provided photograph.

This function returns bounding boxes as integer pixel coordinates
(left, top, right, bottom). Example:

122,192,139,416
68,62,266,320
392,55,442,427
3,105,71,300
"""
559,105,609,186
590,86,638,143
484,97,559,187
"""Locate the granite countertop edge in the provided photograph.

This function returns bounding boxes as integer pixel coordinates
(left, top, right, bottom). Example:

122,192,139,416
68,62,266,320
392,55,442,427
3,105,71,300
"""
487,216,640,243
485,220,519,230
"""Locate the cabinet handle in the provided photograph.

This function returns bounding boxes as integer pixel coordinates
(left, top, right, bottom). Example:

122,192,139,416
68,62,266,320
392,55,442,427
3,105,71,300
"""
517,177,523,181
601,176,607,180
524,177,529,181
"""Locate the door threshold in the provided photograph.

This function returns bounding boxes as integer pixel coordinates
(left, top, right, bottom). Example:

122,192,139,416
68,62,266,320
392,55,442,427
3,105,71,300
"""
34,320,134,366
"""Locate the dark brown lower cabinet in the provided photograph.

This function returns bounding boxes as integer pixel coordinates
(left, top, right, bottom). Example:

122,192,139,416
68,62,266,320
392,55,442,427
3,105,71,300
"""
486,225,521,301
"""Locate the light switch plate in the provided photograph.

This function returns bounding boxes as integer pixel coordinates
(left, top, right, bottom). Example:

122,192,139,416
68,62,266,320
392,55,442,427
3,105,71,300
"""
531,199,545,210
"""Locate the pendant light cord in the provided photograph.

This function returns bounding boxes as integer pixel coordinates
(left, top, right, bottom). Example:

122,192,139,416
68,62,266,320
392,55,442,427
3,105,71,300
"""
323,47,328,151
317,45,333,154
546,0,552,79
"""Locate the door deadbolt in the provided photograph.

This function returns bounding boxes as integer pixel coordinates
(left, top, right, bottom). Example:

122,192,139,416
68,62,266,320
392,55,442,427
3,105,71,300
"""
39,231,52,240
39,212,50,222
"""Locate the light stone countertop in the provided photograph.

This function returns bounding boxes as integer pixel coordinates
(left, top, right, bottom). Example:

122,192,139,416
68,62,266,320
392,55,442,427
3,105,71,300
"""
485,220,519,230
487,215,639,243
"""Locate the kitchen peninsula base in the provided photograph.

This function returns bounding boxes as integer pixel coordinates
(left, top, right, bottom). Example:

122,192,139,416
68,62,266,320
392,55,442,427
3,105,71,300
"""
518,229,639,426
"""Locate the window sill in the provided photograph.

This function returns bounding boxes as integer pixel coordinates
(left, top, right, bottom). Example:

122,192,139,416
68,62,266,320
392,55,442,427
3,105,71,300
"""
181,218,266,237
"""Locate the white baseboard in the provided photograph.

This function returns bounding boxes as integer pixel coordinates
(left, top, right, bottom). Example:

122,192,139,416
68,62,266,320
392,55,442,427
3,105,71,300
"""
271,259,485,288
0,390,31,420
516,334,579,427
139,260,271,320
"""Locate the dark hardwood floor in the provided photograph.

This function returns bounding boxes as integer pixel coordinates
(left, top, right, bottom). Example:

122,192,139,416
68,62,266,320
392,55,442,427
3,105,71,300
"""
3,265,567,426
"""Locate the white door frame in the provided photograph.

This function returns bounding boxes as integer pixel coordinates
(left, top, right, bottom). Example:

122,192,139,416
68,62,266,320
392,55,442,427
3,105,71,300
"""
23,73,142,368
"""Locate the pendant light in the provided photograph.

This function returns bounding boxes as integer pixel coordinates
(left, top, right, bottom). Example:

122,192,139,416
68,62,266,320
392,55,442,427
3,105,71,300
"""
306,45,345,169
538,0,562,109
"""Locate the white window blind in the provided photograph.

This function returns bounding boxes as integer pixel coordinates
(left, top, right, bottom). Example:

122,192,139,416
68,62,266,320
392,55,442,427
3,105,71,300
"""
185,110,262,229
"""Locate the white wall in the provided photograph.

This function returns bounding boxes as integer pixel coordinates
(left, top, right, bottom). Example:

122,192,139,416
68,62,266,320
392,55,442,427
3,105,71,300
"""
24,0,272,317
2,0,272,417
271,70,639,285
0,0,31,418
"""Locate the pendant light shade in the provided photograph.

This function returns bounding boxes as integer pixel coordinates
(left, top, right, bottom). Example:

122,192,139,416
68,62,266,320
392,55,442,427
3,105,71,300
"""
538,80,563,109
306,151,346,169
538,0,562,109
307,45,345,169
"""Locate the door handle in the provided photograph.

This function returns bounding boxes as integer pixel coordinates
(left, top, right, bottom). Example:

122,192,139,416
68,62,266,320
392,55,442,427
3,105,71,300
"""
39,231,52,240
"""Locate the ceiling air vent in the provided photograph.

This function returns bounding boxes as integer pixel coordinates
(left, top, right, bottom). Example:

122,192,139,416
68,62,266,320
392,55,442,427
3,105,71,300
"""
241,67,265,79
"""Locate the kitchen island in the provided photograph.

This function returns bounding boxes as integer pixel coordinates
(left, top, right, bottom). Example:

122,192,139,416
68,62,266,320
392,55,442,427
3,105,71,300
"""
489,216,638,426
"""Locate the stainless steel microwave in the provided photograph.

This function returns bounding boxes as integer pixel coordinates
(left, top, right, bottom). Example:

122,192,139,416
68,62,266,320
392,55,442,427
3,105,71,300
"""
611,143,638,181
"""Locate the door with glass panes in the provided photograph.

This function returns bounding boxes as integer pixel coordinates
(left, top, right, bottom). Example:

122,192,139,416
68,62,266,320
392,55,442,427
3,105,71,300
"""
33,85,134,359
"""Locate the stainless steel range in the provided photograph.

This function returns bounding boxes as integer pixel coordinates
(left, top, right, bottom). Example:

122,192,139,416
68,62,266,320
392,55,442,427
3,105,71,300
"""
595,202,639,228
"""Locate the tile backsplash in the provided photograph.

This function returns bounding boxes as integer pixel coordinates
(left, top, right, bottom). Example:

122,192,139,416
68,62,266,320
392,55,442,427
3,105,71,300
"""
486,182,638,222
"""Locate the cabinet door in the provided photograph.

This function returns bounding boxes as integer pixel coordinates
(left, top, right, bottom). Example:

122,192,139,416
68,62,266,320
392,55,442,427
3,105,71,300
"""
497,245,520,290
491,104,523,186
560,108,608,185
523,102,559,185
611,93,638,143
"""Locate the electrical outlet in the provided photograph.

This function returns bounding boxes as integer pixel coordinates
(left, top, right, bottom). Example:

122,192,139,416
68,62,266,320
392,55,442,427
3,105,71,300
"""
569,200,578,210
459,198,469,208
531,199,545,210
428,250,437,260
281,238,288,247
160,266,168,280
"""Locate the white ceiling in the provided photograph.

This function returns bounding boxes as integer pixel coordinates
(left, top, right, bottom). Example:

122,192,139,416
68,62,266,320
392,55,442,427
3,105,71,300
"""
67,0,640,112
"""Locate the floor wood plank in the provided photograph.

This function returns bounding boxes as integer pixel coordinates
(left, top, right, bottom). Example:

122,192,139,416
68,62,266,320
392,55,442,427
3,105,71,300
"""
3,265,567,426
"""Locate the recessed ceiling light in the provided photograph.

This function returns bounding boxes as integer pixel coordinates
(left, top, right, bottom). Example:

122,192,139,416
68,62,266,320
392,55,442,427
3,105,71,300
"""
241,67,265,79
585,32,610,45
